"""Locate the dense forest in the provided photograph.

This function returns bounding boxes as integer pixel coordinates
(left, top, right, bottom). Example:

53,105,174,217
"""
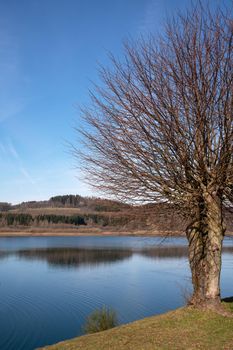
0,212,130,228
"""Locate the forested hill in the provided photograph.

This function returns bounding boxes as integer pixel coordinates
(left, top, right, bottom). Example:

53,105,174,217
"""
0,195,232,234
0,195,136,231
0,195,130,212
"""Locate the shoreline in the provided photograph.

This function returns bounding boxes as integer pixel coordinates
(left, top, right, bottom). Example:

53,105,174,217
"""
0,229,184,237
0,226,185,237
39,304,233,350
0,227,232,237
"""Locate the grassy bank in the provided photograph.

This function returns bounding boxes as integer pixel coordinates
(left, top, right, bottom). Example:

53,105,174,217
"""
39,302,233,350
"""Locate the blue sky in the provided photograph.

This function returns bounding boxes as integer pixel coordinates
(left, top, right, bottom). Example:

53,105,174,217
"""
0,0,229,204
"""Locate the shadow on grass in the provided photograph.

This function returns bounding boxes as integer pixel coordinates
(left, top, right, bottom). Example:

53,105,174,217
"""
222,296,233,303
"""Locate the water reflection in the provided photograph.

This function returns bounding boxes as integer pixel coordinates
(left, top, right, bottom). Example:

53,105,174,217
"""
0,245,232,268
17,248,132,267
141,246,233,260
0,237,232,350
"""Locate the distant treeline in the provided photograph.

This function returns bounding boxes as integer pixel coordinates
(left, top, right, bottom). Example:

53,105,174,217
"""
0,194,130,212
0,202,12,212
0,212,130,227
49,195,129,212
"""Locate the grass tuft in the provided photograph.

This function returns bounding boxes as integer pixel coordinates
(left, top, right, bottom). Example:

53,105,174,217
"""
83,306,118,334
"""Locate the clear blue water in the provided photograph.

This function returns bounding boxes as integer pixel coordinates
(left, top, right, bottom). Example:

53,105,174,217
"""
0,236,232,350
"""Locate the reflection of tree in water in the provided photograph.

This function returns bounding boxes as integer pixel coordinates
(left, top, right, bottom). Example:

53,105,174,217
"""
17,248,133,267
0,251,8,259
0,245,232,268
140,246,188,259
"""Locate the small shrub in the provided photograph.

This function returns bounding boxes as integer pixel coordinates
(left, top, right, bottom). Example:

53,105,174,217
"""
83,306,118,334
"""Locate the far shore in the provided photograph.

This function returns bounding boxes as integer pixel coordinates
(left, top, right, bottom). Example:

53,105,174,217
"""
0,227,232,237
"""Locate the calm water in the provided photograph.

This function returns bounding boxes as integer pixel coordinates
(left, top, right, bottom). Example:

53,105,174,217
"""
0,236,232,350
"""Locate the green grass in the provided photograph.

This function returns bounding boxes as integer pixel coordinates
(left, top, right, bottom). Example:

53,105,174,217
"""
39,302,233,350
83,306,118,334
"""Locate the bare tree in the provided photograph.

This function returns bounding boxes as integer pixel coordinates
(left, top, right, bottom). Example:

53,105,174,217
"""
74,3,233,310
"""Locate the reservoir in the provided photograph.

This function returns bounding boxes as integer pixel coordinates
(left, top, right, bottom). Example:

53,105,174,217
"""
0,236,232,350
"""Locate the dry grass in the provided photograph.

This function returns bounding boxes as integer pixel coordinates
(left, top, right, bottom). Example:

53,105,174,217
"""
38,303,233,350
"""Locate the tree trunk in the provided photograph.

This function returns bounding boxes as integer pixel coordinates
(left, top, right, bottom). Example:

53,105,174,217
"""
186,192,224,310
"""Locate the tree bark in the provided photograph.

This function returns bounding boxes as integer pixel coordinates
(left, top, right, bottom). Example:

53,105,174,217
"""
186,192,225,309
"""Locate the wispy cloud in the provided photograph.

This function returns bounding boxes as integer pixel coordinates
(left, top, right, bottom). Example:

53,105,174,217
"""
8,139,20,159
137,0,163,36
0,141,6,154
19,166,36,185
0,23,27,123
6,138,37,186
0,99,26,123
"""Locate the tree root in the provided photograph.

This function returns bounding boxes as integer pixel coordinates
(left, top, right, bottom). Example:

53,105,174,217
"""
188,298,233,318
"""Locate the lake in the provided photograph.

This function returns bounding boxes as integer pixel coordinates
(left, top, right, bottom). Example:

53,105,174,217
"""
0,236,232,350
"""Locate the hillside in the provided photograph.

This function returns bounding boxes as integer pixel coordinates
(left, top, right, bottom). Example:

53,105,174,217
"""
0,195,233,235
